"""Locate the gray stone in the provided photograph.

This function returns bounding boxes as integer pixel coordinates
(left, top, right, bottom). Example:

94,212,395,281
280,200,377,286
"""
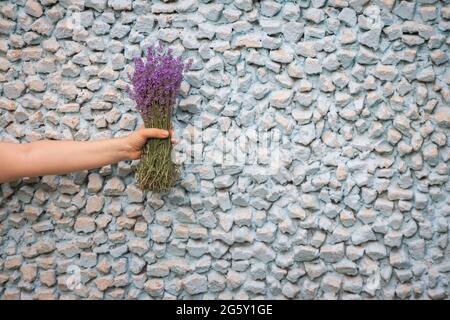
304,57,322,74
86,0,107,12
390,249,411,269
3,81,25,99
214,175,234,189
351,225,376,245
108,0,132,11
261,1,281,17
359,28,381,49
74,216,96,233
129,239,149,256
294,245,319,261
393,1,416,20
103,177,125,196
295,123,315,146
0,0,447,302
320,243,345,263
416,67,435,82
365,242,387,260
270,90,292,108
338,8,357,27
145,279,164,297
304,8,325,24
199,3,224,21
183,274,208,295
333,259,358,275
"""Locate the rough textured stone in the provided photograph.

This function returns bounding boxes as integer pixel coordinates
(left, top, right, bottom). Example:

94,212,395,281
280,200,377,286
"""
74,216,96,233
183,274,208,295
0,0,448,302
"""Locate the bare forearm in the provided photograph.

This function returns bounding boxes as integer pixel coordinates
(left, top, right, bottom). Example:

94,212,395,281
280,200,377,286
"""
0,127,170,183
24,138,131,175
0,138,131,183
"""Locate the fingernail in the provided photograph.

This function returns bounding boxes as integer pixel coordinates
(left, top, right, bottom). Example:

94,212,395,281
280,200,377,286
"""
162,130,169,137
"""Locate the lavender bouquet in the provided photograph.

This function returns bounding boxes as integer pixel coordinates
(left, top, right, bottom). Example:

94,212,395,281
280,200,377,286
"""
128,43,192,191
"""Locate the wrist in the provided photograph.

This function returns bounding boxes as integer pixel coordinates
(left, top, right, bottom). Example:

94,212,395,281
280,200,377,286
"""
115,137,134,161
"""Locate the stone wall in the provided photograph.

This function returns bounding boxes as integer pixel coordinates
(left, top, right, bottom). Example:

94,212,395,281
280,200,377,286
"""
0,0,449,300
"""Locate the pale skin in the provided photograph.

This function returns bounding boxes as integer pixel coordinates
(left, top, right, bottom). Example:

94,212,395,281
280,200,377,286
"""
0,127,176,184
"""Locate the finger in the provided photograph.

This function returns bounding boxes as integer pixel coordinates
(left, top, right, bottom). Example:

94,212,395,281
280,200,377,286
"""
129,151,142,160
141,128,169,139
169,129,177,144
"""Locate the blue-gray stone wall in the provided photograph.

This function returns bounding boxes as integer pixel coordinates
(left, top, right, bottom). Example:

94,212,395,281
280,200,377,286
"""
0,0,449,300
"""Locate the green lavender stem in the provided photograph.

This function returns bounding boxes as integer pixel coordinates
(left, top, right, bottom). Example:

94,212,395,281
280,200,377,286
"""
136,106,179,192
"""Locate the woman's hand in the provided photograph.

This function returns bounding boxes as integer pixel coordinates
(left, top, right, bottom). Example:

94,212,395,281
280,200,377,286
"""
123,127,176,160
0,127,177,183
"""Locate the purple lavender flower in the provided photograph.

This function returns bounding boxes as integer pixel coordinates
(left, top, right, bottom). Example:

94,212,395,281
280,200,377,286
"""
127,42,192,117
127,42,192,191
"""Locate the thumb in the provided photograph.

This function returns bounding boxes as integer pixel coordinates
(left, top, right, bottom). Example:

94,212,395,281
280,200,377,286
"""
140,128,169,139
